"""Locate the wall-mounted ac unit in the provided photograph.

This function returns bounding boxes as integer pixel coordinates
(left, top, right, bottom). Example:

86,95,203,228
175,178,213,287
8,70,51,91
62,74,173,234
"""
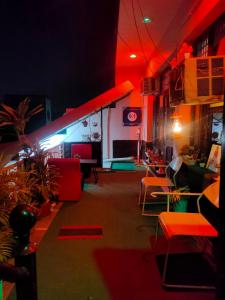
170,55,225,106
141,77,160,96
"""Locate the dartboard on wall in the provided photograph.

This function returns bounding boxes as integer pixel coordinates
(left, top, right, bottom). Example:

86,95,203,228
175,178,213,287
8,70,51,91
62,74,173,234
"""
123,107,142,126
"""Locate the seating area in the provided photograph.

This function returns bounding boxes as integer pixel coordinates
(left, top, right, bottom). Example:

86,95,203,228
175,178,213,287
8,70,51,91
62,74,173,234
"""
4,168,219,300
2,152,220,299
135,152,220,291
139,156,188,216
44,148,221,293
153,180,219,289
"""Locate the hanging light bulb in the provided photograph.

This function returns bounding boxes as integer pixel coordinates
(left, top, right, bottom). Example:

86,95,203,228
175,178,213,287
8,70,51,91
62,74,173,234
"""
172,119,182,133
171,111,182,138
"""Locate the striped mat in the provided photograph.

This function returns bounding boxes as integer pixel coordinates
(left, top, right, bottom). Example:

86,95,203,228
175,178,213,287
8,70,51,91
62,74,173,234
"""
58,225,103,240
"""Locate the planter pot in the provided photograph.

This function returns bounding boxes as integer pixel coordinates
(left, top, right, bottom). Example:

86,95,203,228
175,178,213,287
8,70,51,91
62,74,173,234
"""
38,201,52,219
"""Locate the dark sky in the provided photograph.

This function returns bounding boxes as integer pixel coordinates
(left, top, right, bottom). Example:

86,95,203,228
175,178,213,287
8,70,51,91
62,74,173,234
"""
0,0,120,118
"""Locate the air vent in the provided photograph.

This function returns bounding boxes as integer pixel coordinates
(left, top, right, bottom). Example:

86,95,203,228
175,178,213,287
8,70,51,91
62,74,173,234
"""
141,77,160,96
170,55,225,106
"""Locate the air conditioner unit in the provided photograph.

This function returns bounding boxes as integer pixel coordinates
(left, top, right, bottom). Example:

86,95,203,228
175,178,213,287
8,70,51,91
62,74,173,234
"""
170,55,225,106
141,77,160,96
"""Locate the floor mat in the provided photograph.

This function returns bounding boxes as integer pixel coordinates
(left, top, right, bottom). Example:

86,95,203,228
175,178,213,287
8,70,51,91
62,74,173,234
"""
111,162,145,171
58,225,103,240
156,252,216,287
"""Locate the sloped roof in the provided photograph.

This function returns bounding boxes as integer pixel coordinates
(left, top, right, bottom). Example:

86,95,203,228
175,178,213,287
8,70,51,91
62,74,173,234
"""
29,80,133,143
0,81,133,166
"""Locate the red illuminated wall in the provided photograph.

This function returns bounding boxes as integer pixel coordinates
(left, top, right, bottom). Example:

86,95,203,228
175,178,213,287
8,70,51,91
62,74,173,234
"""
218,36,225,54
116,65,145,105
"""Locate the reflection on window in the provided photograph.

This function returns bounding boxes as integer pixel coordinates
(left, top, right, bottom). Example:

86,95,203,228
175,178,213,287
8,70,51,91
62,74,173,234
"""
212,112,222,144
197,36,208,57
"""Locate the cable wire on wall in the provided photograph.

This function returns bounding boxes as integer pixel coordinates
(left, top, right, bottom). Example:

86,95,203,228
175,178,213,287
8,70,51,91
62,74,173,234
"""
131,0,149,66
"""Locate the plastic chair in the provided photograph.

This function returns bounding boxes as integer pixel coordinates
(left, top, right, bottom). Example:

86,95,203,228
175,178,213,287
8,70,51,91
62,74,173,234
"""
151,180,219,289
138,157,184,216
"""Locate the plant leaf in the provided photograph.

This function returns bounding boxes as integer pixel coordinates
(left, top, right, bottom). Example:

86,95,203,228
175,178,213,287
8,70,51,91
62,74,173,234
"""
26,104,44,120
0,121,15,127
0,103,18,119
17,98,30,118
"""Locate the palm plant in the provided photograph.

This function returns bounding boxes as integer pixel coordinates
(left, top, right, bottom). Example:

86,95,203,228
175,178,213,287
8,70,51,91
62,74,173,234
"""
0,166,38,261
0,97,43,142
20,142,59,206
0,172,17,262
0,98,59,261
0,194,15,262
0,226,15,263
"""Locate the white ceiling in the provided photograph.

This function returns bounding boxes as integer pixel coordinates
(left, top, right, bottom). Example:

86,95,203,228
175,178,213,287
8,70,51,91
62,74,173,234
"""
116,0,202,71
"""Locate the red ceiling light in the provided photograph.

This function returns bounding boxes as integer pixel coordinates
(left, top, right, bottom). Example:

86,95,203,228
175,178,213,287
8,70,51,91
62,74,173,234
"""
129,53,137,59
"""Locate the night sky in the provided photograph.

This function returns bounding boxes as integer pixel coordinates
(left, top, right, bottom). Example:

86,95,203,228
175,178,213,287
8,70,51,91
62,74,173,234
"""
0,0,120,119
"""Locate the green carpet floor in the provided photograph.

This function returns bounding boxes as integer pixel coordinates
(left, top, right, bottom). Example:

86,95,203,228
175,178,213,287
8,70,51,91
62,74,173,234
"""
111,162,146,171
8,170,215,300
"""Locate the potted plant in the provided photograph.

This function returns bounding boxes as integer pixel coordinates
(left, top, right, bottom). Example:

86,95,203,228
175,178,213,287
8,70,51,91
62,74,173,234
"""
19,142,60,217
0,97,43,144
0,98,59,262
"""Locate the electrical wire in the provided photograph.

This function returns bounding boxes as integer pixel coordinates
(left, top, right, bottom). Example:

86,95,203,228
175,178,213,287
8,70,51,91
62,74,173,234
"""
131,0,149,66
118,31,133,51
136,0,172,68
117,0,156,77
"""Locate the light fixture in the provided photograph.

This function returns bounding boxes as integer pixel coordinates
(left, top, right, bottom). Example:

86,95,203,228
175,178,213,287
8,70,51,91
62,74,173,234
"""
143,17,152,24
40,134,66,150
171,111,182,138
172,119,182,133
129,53,137,59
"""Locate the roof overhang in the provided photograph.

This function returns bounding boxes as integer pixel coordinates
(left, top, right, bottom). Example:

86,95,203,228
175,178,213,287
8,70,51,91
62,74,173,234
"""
29,80,133,143
0,81,134,166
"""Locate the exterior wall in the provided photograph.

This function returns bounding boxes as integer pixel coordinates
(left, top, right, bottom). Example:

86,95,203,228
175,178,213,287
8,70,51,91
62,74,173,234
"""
102,93,143,161
143,95,154,142
116,65,154,151
56,92,144,166
64,111,102,143
173,16,225,156
218,36,225,54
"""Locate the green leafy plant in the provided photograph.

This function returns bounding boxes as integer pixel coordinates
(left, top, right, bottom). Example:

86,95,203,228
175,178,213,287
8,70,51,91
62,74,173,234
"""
0,172,17,262
0,227,15,263
20,142,59,206
0,98,59,262
0,97,43,142
0,167,37,262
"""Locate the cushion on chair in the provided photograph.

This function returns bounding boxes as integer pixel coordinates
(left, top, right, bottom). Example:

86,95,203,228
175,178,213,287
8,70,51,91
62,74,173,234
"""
142,176,174,187
159,212,218,239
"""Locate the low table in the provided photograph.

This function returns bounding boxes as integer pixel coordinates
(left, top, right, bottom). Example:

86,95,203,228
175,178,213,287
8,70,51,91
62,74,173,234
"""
80,159,98,187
